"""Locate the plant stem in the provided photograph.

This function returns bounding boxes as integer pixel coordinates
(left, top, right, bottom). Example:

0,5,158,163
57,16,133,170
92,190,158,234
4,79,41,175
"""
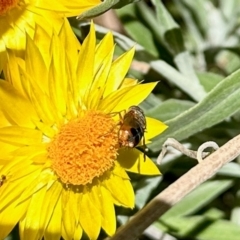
111,134,240,240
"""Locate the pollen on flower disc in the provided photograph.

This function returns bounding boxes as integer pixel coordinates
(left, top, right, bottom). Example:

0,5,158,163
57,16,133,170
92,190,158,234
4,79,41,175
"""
0,0,19,15
48,111,119,186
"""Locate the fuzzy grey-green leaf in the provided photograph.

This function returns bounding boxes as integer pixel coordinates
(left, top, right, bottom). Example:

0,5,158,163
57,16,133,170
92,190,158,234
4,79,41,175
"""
146,99,195,121
150,68,240,152
77,0,139,19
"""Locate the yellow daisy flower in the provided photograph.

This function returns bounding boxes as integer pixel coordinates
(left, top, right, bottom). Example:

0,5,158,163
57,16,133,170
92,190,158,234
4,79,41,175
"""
0,21,168,240
0,0,101,70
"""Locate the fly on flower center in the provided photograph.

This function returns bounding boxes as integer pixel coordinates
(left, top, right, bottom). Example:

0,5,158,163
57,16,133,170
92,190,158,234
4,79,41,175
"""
0,0,19,15
48,110,119,186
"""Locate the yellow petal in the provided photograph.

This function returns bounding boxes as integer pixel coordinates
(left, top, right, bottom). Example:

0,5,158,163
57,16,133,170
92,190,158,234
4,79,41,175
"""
113,162,131,180
145,117,168,141
0,81,37,128
0,126,42,145
62,190,75,239
104,167,134,208
103,47,135,97
44,194,62,240
59,19,81,64
19,217,26,240
100,186,116,236
25,34,49,95
18,58,60,126
76,22,95,102
4,50,24,95
73,224,83,240
11,144,47,158
29,90,57,126
0,50,7,72
99,82,158,113
95,31,114,74
79,191,101,240
89,184,101,210
17,169,54,207
0,126,42,158
23,186,47,240
33,120,56,138
48,36,68,117
118,148,161,175
120,78,138,88
0,198,30,240
0,7,30,52
35,0,102,17
0,141,23,159
0,166,41,210
39,182,62,237
0,100,10,128
88,48,114,109
89,183,116,236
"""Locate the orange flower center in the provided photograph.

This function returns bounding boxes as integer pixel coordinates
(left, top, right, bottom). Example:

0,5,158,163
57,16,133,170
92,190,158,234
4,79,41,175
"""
0,0,19,15
48,110,119,186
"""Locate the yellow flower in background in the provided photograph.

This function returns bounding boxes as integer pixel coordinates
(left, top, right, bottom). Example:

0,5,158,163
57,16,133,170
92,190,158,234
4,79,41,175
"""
0,20,168,239
0,0,101,71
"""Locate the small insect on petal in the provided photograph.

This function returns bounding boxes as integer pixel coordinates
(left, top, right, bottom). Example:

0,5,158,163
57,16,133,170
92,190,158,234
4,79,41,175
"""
0,175,6,187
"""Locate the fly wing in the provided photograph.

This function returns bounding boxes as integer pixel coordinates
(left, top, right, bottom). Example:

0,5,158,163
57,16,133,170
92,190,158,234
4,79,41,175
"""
121,113,139,130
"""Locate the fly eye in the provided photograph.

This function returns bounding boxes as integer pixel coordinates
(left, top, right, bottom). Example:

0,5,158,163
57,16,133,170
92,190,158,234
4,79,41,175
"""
130,127,141,147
